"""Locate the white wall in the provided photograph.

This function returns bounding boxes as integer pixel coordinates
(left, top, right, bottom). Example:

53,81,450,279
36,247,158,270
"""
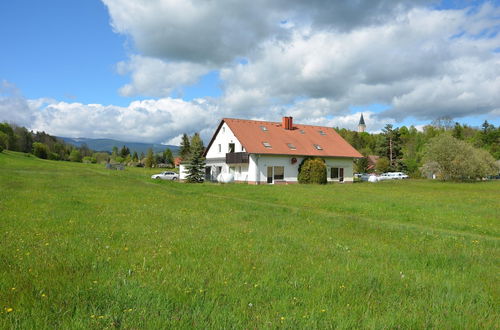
249,155,354,183
205,122,245,159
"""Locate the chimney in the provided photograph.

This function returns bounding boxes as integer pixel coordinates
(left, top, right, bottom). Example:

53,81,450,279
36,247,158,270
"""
282,116,293,130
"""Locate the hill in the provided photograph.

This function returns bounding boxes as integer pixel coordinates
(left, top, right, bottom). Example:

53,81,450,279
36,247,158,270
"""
59,136,179,155
0,151,498,328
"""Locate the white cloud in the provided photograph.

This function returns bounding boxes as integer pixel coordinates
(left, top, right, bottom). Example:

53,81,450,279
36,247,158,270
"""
24,97,220,143
116,55,210,97
0,81,37,127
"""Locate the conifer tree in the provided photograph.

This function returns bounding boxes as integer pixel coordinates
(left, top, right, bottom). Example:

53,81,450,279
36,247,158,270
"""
179,133,191,160
185,133,205,183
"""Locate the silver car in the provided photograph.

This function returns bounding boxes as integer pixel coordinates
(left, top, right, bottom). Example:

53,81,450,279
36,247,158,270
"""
151,171,179,181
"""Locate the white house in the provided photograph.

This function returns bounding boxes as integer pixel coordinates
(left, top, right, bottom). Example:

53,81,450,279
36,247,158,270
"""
180,117,363,184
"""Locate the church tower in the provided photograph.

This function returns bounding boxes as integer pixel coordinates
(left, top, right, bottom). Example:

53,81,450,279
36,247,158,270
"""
358,113,366,133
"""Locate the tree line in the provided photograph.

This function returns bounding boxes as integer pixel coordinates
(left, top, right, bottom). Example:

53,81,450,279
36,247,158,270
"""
336,119,499,179
0,122,176,167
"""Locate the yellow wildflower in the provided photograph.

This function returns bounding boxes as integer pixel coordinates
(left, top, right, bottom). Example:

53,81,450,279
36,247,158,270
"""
6,308,13,313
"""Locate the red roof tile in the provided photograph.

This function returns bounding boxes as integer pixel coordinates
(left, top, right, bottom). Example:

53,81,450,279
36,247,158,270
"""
207,118,363,158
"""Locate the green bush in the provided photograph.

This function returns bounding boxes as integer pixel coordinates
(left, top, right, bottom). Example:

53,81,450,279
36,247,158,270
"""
298,158,327,184
0,131,9,151
48,152,60,160
32,142,49,159
82,156,97,164
69,149,82,162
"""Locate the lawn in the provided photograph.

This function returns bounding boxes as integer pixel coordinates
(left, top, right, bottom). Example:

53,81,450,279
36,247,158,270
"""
0,151,498,328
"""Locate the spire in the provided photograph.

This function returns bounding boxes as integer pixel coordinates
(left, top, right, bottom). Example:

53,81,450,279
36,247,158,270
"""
358,113,365,125
358,113,366,133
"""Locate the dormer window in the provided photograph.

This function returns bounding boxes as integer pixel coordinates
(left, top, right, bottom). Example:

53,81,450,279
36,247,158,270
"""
262,142,272,148
287,143,296,150
318,130,326,136
260,126,268,132
313,144,323,150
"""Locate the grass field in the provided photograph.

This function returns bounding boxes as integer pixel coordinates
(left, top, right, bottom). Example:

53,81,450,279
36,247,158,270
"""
0,151,499,328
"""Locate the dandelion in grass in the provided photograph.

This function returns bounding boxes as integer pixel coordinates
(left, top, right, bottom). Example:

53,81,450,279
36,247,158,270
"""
280,316,285,321
5,308,13,313
41,293,47,298
11,287,16,291
248,303,253,308
321,309,326,313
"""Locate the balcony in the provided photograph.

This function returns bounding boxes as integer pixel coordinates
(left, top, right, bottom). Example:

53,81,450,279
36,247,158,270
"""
226,152,249,164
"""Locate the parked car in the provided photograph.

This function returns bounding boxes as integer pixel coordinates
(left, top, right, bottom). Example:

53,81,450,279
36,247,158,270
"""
378,172,409,180
151,171,179,181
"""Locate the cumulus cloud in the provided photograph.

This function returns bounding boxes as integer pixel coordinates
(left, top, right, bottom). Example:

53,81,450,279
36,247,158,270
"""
0,81,37,127
116,55,211,97
102,0,500,125
0,88,222,143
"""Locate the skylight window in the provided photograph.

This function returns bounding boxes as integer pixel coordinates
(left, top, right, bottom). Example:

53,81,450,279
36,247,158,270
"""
262,142,272,148
260,125,268,132
313,144,323,150
318,130,326,136
299,130,305,134
287,143,296,150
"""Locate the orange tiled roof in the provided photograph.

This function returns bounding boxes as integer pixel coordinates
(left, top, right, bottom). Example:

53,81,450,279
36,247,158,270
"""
207,118,363,158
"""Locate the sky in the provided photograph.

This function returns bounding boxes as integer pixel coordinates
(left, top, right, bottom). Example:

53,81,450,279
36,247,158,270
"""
0,0,499,145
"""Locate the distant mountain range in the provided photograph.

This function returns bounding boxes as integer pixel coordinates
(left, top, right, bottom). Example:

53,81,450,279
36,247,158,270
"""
59,137,179,155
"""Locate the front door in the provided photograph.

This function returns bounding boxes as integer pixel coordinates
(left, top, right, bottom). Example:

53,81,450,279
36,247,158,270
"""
267,167,273,183
339,168,344,182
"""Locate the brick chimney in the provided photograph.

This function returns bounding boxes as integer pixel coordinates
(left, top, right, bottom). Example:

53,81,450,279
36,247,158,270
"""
282,116,293,130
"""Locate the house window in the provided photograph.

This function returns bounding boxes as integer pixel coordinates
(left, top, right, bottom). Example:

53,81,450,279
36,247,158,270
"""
274,166,284,180
228,143,235,153
262,142,272,148
318,130,326,136
218,144,221,153
260,126,268,132
238,166,241,174
313,144,323,150
241,146,245,152
222,127,225,133
331,167,339,179
299,130,305,134
287,143,296,150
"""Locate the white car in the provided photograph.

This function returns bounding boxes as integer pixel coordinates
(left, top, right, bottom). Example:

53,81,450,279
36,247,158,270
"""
378,172,409,180
151,171,179,181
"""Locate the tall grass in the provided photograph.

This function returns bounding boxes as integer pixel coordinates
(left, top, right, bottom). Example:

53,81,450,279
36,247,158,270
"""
0,151,498,328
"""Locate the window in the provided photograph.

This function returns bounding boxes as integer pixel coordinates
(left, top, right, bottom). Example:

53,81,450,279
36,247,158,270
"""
331,167,339,179
313,144,323,150
222,127,225,133
260,125,268,132
318,130,326,136
241,146,245,152
218,144,221,153
287,143,296,150
262,142,272,148
274,166,284,180
228,143,235,153
299,130,305,134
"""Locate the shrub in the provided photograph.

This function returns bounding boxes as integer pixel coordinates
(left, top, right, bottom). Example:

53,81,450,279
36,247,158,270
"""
32,142,49,159
375,157,390,174
298,158,327,184
69,149,82,162
423,134,498,181
48,152,60,160
82,156,97,164
0,131,9,151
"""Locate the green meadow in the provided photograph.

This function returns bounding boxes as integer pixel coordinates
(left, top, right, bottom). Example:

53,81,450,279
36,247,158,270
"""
0,151,498,328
